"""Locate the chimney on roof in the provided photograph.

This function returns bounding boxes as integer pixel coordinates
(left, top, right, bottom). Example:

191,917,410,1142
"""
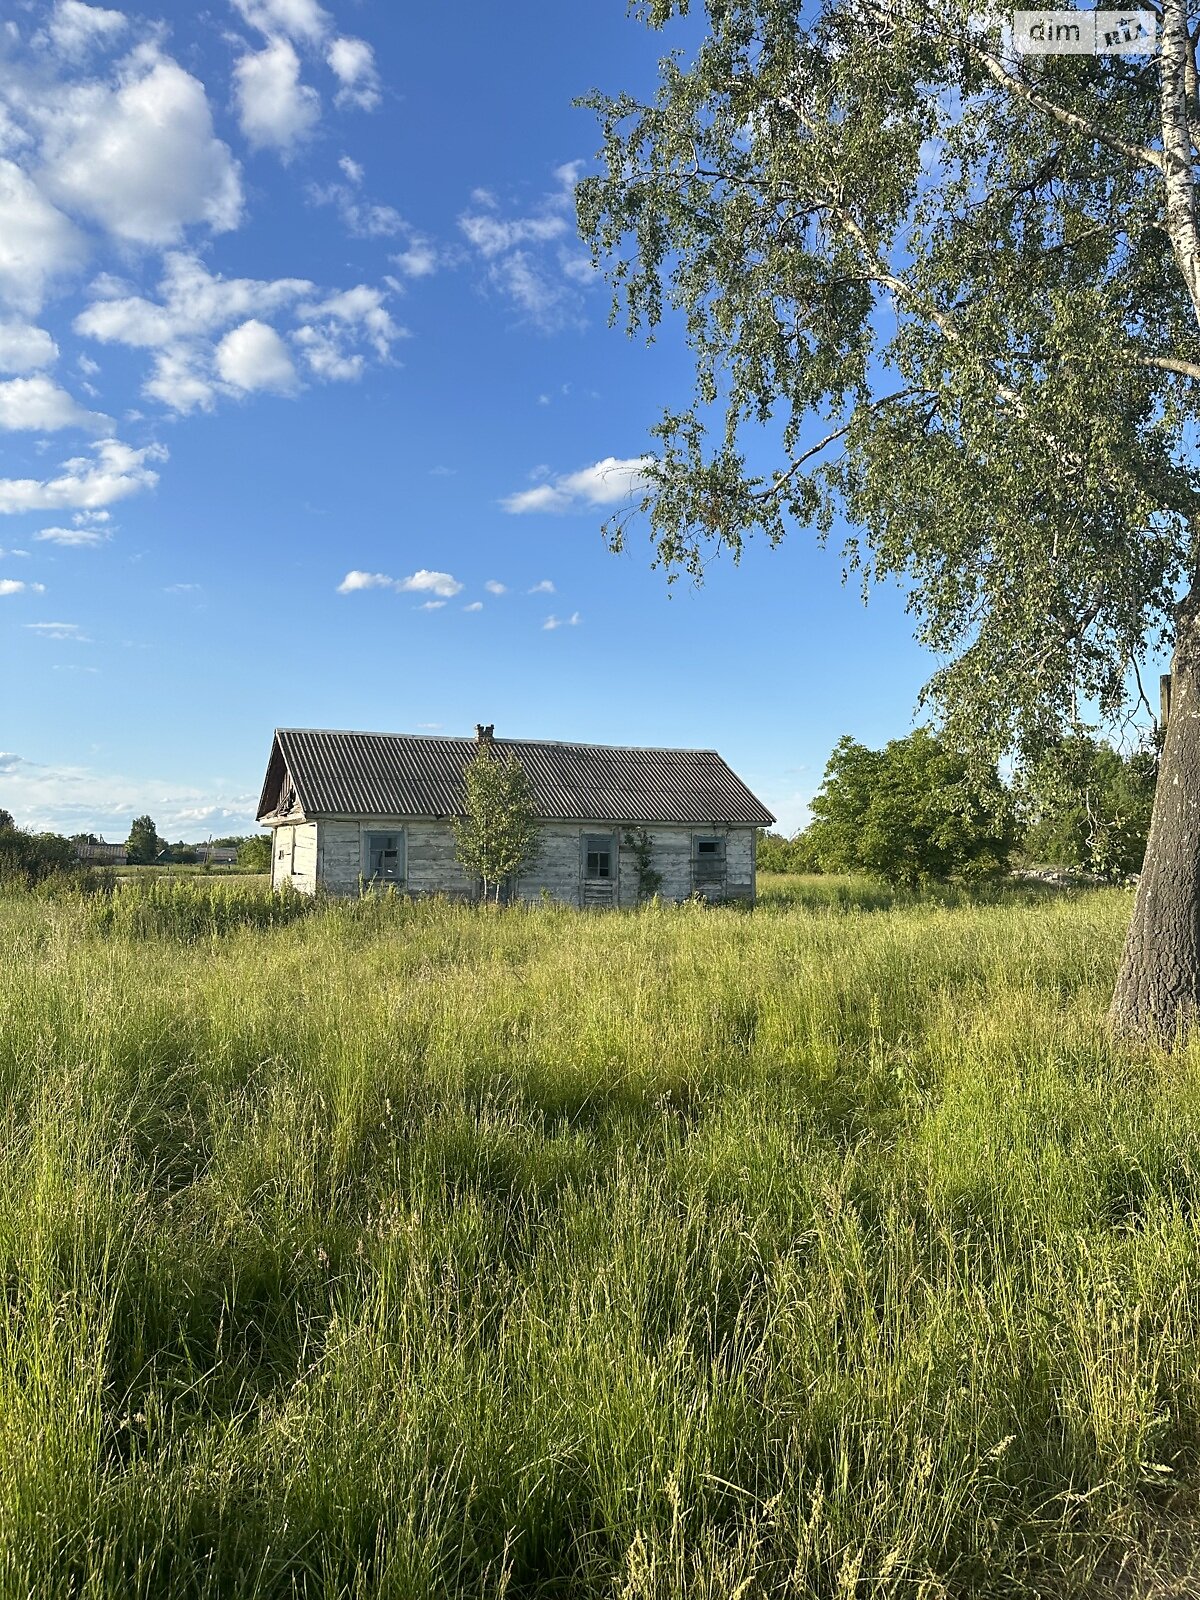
474,723,495,750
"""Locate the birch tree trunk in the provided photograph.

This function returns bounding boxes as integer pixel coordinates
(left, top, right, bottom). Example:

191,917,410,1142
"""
1109,0,1200,1044
1110,590,1200,1042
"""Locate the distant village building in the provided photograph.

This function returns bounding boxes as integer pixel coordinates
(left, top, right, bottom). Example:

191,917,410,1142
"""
256,725,774,905
74,839,127,866
195,845,239,867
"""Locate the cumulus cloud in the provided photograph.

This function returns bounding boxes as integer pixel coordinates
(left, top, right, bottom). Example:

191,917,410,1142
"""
463,600,483,612
0,438,165,514
0,322,59,373
484,580,506,595
503,456,653,514
528,579,555,594
35,44,243,246
234,37,320,156
75,253,400,412
327,36,380,110
231,0,330,45
543,611,581,630
45,1,127,59
0,160,86,315
0,375,111,432
214,319,298,393
0,579,46,596
390,236,438,278
337,568,463,597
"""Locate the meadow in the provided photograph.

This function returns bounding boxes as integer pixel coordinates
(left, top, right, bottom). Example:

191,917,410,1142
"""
2,874,1198,1598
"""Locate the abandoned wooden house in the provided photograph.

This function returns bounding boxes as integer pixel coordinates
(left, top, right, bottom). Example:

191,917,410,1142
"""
256,724,775,905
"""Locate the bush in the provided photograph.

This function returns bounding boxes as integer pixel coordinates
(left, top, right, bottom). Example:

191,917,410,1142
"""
0,826,84,890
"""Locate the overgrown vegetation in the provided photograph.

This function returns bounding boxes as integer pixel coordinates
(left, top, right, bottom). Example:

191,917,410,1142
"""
0,873,1197,1596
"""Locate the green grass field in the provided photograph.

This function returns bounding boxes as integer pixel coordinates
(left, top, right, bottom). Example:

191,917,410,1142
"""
2,873,1198,1598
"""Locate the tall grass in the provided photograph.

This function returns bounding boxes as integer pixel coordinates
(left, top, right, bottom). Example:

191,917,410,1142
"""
0,873,1195,1596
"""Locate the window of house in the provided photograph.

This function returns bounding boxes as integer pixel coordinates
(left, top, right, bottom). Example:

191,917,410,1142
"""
693,836,726,878
365,831,405,883
584,833,614,879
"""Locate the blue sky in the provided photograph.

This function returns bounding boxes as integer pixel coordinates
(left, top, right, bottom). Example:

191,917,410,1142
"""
0,0,936,840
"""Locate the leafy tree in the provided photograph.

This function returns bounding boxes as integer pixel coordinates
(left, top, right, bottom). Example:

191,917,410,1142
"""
580,0,1200,1040
126,815,161,866
1023,737,1157,879
806,730,1015,887
0,828,77,889
757,828,826,872
238,835,271,873
453,749,541,903
0,809,14,832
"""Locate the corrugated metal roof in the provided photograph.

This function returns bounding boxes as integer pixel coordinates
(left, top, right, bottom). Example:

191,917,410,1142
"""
258,728,775,827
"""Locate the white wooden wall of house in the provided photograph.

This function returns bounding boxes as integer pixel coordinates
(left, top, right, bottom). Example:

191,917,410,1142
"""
270,821,319,894
294,817,757,904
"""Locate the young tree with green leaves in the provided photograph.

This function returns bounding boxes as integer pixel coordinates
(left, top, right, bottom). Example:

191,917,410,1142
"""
453,749,542,904
580,0,1200,1041
125,815,161,866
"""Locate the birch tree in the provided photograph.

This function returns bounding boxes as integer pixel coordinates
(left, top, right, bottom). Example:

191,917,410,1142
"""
453,751,541,904
579,0,1200,1043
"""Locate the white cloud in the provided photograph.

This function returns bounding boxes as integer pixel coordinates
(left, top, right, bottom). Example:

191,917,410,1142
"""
0,438,165,514
327,36,380,110
0,322,58,373
543,611,581,630
389,236,438,277
337,567,462,597
214,319,298,393
458,212,568,258
463,600,483,612
24,621,87,639
35,524,110,546
77,253,315,349
339,155,363,184
231,0,330,44
36,45,243,246
528,579,555,594
505,483,567,515
0,579,46,596
76,253,401,409
308,179,402,238
46,1,127,59
0,160,86,315
234,37,320,156
0,749,261,835
484,580,506,595
417,599,445,611
336,569,391,592
0,375,110,432
503,456,653,514
457,163,593,331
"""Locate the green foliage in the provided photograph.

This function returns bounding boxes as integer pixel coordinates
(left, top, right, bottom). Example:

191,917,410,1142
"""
757,828,826,874
0,808,14,831
809,729,1016,887
578,3,1199,761
1023,737,1157,879
452,750,541,902
0,825,78,890
2,882,1200,1594
237,834,271,873
622,825,663,900
125,815,161,866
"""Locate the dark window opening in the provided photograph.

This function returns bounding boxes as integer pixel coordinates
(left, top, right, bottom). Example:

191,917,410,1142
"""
366,831,405,883
584,834,613,879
